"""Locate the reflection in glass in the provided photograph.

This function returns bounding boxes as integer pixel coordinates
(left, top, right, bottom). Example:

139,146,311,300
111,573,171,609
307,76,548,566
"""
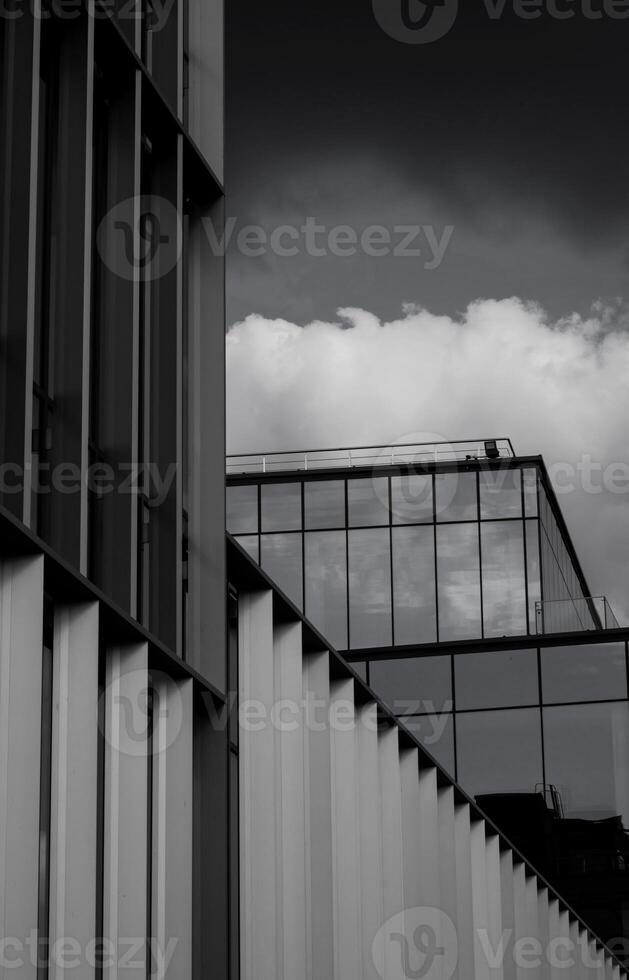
369,655,452,715
401,714,455,776
226,484,258,534
235,535,259,564
525,520,541,634
436,523,481,641
523,468,539,517
304,480,345,529
544,703,629,823
348,477,390,527
392,526,437,644
455,649,538,710
260,533,303,609
479,468,522,519
348,528,392,648
541,643,628,705
304,531,348,649
456,709,543,798
261,482,302,532
390,474,434,525
435,471,478,523
481,521,527,637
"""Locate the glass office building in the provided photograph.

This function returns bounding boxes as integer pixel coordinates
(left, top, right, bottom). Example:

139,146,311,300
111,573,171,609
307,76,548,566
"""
227,444,607,652
227,441,629,959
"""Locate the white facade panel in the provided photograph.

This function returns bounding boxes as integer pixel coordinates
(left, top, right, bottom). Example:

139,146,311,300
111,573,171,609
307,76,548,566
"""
0,556,44,980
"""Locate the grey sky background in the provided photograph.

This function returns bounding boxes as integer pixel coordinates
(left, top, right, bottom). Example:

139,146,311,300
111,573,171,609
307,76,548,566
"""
226,1,629,621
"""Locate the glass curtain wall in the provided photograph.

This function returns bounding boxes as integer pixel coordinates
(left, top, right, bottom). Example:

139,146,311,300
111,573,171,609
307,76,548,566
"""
362,640,629,819
227,463,582,650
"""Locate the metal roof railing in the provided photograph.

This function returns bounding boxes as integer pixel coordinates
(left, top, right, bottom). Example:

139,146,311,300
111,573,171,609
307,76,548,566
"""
226,437,516,475
535,597,621,634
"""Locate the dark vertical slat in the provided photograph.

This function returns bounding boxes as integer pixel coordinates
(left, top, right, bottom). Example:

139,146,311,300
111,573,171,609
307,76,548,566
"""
0,11,38,518
44,11,94,569
89,56,141,613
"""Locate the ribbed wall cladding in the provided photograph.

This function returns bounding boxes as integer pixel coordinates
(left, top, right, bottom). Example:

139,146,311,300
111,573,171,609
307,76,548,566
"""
238,586,627,980
0,555,195,980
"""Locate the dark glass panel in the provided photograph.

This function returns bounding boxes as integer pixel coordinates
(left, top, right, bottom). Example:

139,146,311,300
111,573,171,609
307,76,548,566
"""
454,649,539,710
348,528,392,648
226,485,258,535
481,521,527,637
436,523,481,641
234,535,259,564
401,714,455,776
390,473,434,525
523,468,539,517
369,655,452,715
479,468,522,519
541,643,628,705
348,477,389,527
525,520,541,634
352,661,367,682
544,703,629,823
304,531,348,650
435,471,478,523
304,480,345,530
392,525,437,644
456,708,543,799
260,533,303,609
261,482,302,532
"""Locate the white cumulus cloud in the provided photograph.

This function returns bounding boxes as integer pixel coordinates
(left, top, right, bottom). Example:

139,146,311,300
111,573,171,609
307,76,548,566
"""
227,298,629,623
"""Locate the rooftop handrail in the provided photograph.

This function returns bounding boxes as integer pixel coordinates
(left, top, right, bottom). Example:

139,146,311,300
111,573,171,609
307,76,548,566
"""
535,596,621,633
226,437,516,474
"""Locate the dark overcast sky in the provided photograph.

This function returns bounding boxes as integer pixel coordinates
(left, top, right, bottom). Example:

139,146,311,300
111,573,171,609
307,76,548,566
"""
226,0,629,325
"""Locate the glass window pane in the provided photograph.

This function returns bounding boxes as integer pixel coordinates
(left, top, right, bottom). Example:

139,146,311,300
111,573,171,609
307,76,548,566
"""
526,520,541,634
455,649,539,710
348,477,389,527
541,643,628,704
227,484,258,534
260,533,303,609
435,471,478,523
523,467,539,517
479,468,522,519
436,524,481,641
369,655,452,715
352,661,367,682
348,528,392,648
544,703,629,824
481,521,527,638
304,531,348,650
261,482,302,531
401,714,455,776
392,526,437,644
456,708,543,799
235,535,259,564
390,473,434,525
304,480,345,529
